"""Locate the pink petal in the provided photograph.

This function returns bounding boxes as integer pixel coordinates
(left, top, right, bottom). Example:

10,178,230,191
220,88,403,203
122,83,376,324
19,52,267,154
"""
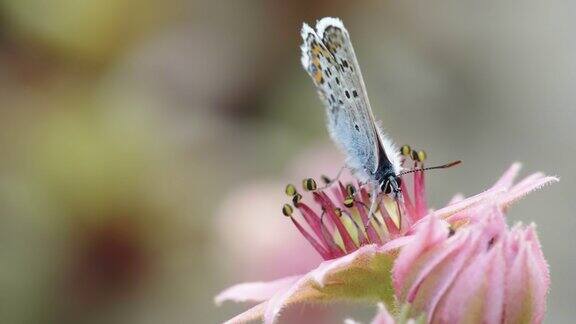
215,275,302,305
392,216,448,295
500,175,558,209
435,187,505,221
263,274,317,324
407,230,480,315
447,193,465,205
524,226,550,323
504,226,549,324
223,301,267,324
513,172,546,190
492,162,522,190
433,241,505,323
262,244,399,324
310,244,380,284
379,234,414,251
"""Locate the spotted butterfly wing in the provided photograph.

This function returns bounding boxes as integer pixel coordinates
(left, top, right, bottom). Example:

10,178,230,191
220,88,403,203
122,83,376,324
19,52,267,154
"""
300,17,401,185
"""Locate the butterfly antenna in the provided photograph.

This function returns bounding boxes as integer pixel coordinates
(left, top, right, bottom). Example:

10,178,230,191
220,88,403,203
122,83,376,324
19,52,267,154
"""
398,160,462,176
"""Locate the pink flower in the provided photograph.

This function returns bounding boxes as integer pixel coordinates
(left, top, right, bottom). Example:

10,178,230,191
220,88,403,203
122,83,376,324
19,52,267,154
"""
393,163,555,324
215,162,556,324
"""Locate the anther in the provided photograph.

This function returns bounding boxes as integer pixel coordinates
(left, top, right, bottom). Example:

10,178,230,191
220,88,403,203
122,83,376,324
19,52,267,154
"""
411,149,419,161
302,178,318,191
417,150,427,162
334,208,343,217
282,204,293,217
345,183,356,197
400,144,412,157
292,193,303,206
343,197,354,208
285,184,297,196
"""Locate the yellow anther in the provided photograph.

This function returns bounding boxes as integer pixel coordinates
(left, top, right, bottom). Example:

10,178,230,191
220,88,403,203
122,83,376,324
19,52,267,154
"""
343,197,354,208
282,204,293,217
285,184,297,196
400,144,412,157
417,150,427,162
302,178,318,191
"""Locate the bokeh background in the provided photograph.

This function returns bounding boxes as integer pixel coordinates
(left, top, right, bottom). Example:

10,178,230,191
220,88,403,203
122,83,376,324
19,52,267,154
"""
0,0,574,323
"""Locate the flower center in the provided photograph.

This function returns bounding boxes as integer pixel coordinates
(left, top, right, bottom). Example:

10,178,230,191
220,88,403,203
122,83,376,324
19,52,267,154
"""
281,145,432,260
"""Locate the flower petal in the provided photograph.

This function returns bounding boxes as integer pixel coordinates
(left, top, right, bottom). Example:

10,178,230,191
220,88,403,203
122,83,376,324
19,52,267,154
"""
262,244,399,323
215,275,302,305
395,212,509,320
223,301,267,324
406,230,479,315
447,193,465,205
433,241,505,323
500,175,559,209
503,225,550,324
492,162,522,190
263,274,323,324
436,187,505,223
393,216,448,296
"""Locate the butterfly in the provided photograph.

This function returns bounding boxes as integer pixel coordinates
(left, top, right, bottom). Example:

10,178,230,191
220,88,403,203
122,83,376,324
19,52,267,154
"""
300,17,459,218
300,17,403,212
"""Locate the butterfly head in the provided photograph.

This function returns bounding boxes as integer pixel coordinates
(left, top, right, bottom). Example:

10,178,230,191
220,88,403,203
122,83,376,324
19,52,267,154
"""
380,174,402,198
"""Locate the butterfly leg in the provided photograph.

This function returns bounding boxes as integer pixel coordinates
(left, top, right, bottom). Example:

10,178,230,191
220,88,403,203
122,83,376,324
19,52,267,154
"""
365,186,381,228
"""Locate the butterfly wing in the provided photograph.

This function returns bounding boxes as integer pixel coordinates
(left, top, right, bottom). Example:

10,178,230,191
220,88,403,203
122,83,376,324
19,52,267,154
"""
301,17,401,181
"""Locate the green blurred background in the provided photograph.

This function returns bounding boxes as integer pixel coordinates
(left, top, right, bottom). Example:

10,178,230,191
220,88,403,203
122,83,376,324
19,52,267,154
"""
0,0,573,323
